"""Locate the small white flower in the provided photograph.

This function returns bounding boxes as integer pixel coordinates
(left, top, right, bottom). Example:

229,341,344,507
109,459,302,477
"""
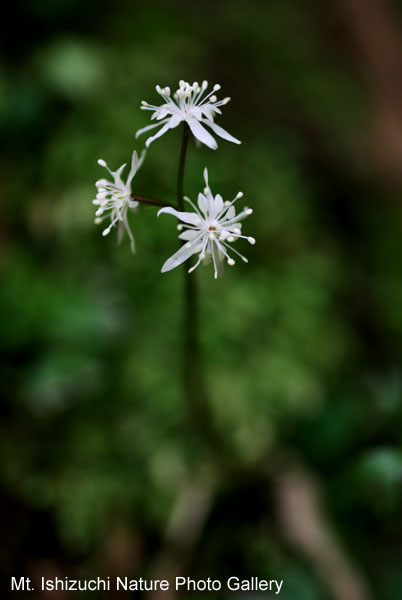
93,150,145,253
136,80,241,150
158,168,255,279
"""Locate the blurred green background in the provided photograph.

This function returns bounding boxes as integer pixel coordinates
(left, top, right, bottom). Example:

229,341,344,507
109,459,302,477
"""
1,0,402,598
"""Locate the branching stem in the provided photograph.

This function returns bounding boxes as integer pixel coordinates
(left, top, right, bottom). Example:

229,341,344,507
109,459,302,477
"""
131,194,173,208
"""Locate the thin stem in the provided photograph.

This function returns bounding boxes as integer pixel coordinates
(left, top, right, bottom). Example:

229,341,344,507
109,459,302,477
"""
131,194,173,208
177,125,189,211
176,124,227,459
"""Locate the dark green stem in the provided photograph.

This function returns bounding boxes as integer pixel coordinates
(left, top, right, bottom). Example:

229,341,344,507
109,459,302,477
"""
177,125,189,211
176,124,226,457
131,194,173,208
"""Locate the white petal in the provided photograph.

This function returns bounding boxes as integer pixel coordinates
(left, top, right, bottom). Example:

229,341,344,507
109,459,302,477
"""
145,121,172,147
212,242,225,278
202,119,241,144
187,118,217,149
129,151,139,178
137,149,146,172
127,149,145,187
117,220,125,245
205,190,215,215
214,193,224,214
169,114,182,128
197,193,208,215
201,107,215,121
113,163,126,188
203,167,209,187
179,230,198,241
191,106,202,120
156,107,170,120
123,213,135,254
161,240,200,272
226,206,236,220
158,206,202,225
135,118,169,138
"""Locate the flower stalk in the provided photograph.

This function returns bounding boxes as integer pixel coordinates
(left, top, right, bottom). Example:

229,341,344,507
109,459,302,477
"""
92,80,254,459
177,124,189,211
176,124,225,453
131,194,173,208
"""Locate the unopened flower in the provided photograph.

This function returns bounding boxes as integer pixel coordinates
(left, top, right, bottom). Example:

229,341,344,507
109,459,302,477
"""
158,168,255,278
93,150,145,253
136,80,241,150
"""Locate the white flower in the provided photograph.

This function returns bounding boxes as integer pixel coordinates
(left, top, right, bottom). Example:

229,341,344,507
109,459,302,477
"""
93,150,145,253
136,80,241,150
158,168,255,278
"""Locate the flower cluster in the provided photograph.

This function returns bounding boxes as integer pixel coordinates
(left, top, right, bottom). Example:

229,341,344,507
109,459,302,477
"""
158,169,255,278
93,150,145,253
92,80,254,278
136,80,241,150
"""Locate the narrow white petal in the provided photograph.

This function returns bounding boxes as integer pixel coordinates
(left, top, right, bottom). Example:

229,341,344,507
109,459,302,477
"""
161,241,200,272
215,251,225,278
226,206,236,220
202,119,241,144
117,219,125,245
135,118,169,138
145,121,172,147
211,242,224,278
179,230,199,241
187,118,217,149
131,151,139,168
156,107,170,120
197,193,208,215
158,206,202,225
203,167,209,187
137,149,146,170
113,163,126,186
201,107,215,121
123,213,135,254
127,149,145,187
206,190,215,215
214,193,224,214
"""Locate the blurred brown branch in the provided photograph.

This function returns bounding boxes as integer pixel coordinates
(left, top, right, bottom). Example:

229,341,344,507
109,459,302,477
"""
337,0,402,183
275,462,371,600
30,562,69,600
148,478,213,600
100,525,143,600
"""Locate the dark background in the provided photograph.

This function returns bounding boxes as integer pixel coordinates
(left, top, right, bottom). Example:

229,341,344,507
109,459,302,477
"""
1,0,402,598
